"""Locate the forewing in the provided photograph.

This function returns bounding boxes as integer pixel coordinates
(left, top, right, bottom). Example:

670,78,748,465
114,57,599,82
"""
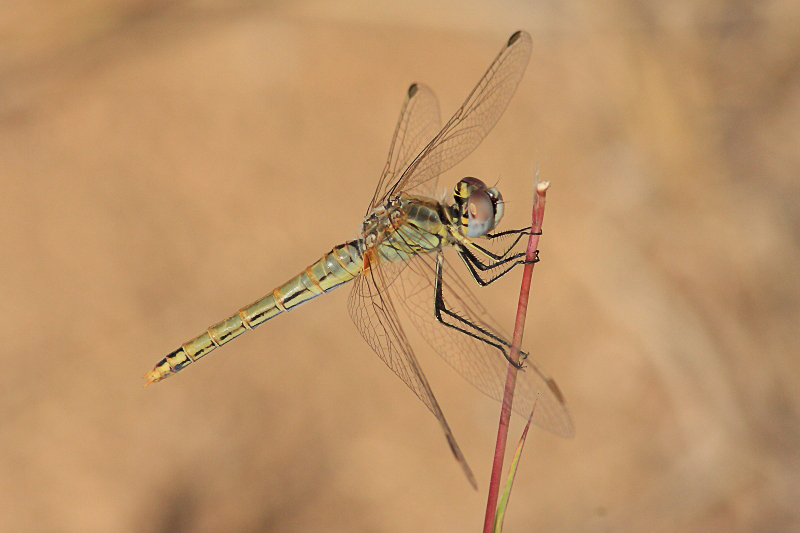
378,31,533,204
389,247,574,438
347,255,477,487
368,84,442,215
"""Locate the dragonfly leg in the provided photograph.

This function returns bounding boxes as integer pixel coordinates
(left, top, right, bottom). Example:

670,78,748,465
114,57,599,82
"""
457,244,538,287
433,254,527,368
486,227,541,239
470,227,541,260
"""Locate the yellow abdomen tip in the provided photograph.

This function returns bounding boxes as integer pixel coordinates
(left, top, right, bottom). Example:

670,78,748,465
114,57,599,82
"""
143,360,173,386
143,370,161,386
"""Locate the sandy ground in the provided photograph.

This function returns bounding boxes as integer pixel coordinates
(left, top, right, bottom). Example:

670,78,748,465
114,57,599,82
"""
1,1,799,532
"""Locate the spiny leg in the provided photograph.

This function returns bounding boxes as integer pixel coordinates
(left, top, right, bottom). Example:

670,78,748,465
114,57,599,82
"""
470,227,542,261
458,244,539,286
433,253,527,368
486,228,541,238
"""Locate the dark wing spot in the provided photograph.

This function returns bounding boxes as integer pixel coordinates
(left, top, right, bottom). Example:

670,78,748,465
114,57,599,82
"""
446,434,459,455
408,83,419,98
508,30,522,45
546,377,565,404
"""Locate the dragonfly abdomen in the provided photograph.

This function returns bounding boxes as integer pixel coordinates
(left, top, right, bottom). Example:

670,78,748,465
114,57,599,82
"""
144,241,363,385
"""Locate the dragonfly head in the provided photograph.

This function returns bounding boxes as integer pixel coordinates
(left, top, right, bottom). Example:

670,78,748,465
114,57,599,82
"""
453,177,504,238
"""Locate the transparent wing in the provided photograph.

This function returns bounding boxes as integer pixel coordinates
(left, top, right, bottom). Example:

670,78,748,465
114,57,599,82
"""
389,246,574,438
367,84,442,216
347,254,477,488
374,30,533,207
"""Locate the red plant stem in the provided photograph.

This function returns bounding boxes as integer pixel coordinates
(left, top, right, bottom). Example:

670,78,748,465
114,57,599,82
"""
482,181,549,533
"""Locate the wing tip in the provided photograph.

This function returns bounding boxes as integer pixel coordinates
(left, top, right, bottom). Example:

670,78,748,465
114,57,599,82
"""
508,30,531,48
445,433,478,489
559,415,577,438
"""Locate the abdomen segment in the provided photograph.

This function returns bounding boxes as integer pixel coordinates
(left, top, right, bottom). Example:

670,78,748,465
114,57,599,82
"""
144,241,362,384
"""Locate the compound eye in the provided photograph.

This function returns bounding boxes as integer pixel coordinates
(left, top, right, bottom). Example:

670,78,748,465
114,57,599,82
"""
466,189,495,237
461,176,487,190
455,176,488,200
487,187,504,226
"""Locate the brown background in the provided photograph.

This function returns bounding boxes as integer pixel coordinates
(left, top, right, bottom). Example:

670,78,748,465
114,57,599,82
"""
2,1,798,532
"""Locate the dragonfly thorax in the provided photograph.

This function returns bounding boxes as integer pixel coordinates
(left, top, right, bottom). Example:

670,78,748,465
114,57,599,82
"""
362,194,450,263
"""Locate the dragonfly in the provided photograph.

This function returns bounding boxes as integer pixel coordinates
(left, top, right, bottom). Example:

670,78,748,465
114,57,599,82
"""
145,30,573,487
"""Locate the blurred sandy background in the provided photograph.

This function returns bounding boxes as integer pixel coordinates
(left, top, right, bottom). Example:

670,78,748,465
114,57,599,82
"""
1,1,798,531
